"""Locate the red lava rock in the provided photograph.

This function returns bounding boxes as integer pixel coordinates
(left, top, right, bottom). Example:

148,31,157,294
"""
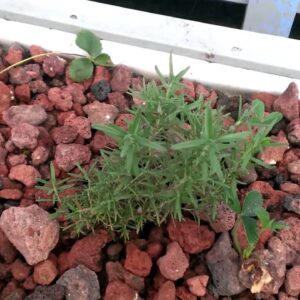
0,204,59,265
167,218,215,254
177,79,195,101
20,198,35,207
1,281,25,300
29,45,46,63
33,259,58,285
0,188,23,200
186,275,209,297
147,242,163,259
3,104,47,127
157,241,189,281
279,292,298,300
29,80,48,94
0,146,8,164
7,153,27,167
31,146,50,166
155,280,176,300
250,92,277,112
67,229,110,272
48,87,73,111
249,181,274,198
176,286,197,300
106,243,123,260
33,94,54,111
43,55,66,77
284,265,300,297
64,115,91,139
104,280,137,300
277,217,300,265
106,261,145,291
273,82,299,121
124,243,152,277
111,65,132,92
93,65,111,83
287,118,300,146
207,202,236,233
287,160,300,175
14,83,31,103
0,228,18,263
11,122,39,150
0,81,14,118
280,182,300,194
83,101,119,125
9,64,41,85
57,251,70,275
108,92,129,112
9,164,41,187
9,67,31,85
0,164,9,176
258,132,289,165
73,102,84,116
90,131,117,153
55,143,91,172
195,83,210,98
23,275,36,290
131,77,143,91
11,258,31,281
4,43,24,65
51,125,78,144
115,113,134,131
65,83,87,104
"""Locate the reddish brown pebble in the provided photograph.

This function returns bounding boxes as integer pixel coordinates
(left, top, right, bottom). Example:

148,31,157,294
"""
10,258,31,281
33,259,58,285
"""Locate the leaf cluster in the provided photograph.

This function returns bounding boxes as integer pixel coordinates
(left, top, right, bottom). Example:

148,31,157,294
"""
39,57,283,244
69,30,111,82
232,191,288,259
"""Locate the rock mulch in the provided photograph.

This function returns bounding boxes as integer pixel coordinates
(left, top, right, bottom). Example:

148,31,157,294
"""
0,42,299,299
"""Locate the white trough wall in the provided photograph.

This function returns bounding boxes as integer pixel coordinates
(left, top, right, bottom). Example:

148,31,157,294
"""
1,0,300,80
0,19,300,95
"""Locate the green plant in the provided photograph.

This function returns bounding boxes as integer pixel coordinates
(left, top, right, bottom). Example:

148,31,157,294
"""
69,30,111,82
38,57,284,244
232,191,287,259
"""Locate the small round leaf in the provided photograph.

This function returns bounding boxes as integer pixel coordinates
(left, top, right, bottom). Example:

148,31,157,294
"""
76,30,102,58
93,53,112,66
69,58,94,82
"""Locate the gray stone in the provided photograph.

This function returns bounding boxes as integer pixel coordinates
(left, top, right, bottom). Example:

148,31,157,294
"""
206,232,246,296
282,194,300,214
57,265,100,300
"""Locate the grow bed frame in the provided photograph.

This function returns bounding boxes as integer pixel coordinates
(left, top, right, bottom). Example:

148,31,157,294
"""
0,0,300,95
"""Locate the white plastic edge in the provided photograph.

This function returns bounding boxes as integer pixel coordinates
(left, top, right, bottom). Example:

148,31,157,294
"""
0,19,299,95
1,0,300,80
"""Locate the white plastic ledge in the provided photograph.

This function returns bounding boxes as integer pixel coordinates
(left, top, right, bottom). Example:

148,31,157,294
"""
0,19,300,95
1,0,300,81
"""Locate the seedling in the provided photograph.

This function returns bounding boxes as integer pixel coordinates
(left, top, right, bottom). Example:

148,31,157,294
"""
69,30,111,82
0,29,111,83
37,56,286,247
232,191,288,259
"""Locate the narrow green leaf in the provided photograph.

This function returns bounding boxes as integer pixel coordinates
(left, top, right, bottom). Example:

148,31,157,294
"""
92,124,126,141
208,149,223,178
69,58,94,82
135,136,166,152
171,139,207,150
204,106,213,138
242,191,263,217
241,216,259,245
252,100,265,118
76,29,102,57
93,53,112,66
218,132,250,143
